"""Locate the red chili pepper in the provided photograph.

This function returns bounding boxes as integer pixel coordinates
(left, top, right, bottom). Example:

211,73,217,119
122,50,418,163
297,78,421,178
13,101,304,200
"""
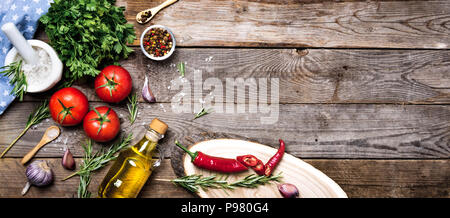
252,159,266,175
175,141,248,173
236,154,259,167
264,139,285,176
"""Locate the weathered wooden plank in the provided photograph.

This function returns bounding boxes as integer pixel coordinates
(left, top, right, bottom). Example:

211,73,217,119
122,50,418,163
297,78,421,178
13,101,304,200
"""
23,48,450,104
0,158,447,198
1,102,448,159
120,0,450,48
34,0,450,48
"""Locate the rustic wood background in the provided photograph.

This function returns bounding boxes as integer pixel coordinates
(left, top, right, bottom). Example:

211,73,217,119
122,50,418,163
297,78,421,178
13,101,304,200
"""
1,0,449,198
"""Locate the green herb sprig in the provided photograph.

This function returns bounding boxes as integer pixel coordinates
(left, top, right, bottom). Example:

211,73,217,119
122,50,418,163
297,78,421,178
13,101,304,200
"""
64,133,133,182
177,62,185,77
0,60,27,101
127,93,138,125
172,173,282,193
63,134,132,198
40,0,136,81
0,100,49,158
194,107,211,119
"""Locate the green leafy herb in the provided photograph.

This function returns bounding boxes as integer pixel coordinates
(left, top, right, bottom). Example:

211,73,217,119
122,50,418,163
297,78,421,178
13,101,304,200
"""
194,107,211,119
127,93,138,125
40,0,136,81
177,62,185,77
0,100,50,158
64,134,132,198
172,173,282,193
0,60,27,101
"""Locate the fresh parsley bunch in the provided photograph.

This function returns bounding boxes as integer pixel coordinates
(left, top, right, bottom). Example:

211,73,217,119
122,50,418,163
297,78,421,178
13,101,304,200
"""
40,0,136,81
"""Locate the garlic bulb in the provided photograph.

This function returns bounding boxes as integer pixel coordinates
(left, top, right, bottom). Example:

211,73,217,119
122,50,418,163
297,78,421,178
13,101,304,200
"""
22,160,54,195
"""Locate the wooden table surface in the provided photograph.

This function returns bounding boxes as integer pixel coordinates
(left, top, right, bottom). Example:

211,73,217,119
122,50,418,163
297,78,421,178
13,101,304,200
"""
1,0,449,198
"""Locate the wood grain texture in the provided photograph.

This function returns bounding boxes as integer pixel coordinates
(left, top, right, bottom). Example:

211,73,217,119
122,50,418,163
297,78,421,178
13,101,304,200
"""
0,158,447,198
33,0,450,48
119,0,450,48
1,102,448,159
23,48,450,104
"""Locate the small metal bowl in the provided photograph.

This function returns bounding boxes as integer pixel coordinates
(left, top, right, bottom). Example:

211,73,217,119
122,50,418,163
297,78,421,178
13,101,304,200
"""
140,25,176,61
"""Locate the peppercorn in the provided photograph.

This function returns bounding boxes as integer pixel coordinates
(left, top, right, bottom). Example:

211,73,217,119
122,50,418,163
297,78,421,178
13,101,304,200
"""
143,28,173,58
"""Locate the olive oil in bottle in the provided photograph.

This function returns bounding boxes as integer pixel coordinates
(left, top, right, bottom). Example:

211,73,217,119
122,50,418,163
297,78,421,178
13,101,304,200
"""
98,118,168,198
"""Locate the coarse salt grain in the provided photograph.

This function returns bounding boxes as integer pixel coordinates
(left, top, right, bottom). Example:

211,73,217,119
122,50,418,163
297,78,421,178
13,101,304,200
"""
14,46,52,90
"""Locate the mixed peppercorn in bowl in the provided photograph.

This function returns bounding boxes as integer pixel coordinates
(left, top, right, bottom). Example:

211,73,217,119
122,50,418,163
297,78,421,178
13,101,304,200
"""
140,25,176,61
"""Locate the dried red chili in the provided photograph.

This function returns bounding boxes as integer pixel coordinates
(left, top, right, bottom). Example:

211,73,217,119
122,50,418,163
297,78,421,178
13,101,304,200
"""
175,141,248,173
264,139,285,176
143,27,173,58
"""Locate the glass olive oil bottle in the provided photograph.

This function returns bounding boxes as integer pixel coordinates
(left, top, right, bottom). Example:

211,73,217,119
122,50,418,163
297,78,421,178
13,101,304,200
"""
98,118,168,198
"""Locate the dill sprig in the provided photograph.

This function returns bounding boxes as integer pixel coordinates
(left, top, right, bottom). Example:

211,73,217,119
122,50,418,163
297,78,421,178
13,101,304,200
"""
127,93,138,125
172,173,282,193
194,107,211,119
0,60,27,101
177,62,185,77
0,100,49,158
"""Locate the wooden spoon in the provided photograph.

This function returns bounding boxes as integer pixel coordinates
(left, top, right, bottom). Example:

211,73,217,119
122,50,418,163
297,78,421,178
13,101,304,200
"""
136,0,178,24
21,126,60,165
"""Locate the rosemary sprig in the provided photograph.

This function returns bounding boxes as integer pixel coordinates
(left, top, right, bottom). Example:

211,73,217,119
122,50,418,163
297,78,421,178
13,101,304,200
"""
177,62,185,77
0,100,49,158
194,107,211,119
172,173,282,193
72,134,133,198
127,93,138,125
64,133,133,181
0,60,27,101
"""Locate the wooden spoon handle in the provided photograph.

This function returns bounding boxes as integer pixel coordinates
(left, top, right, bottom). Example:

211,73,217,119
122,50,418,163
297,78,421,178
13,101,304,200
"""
156,0,178,11
21,140,47,165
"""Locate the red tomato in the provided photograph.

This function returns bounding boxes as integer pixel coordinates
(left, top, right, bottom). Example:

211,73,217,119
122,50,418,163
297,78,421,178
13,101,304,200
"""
94,65,132,103
49,87,89,126
83,106,120,142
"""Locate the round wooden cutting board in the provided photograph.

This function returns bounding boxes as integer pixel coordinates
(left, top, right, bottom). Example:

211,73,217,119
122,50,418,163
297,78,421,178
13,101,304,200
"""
171,139,347,198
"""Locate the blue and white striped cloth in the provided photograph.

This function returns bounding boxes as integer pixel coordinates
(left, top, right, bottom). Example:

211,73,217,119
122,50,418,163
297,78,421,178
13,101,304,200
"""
0,0,52,115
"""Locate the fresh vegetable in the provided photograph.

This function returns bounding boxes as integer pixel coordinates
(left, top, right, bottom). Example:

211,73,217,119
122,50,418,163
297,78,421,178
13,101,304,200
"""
95,65,132,103
62,148,76,170
127,92,138,125
0,101,50,158
22,160,54,196
172,173,282,193
277,183,299,198
40,0,136,81
236,155,260,167
49,87,89,126
264,139,285,176
251,159,266,176
142,75,156,103
83,106,120,142
175,141,248,173
0,60,26,101
194,107,210,119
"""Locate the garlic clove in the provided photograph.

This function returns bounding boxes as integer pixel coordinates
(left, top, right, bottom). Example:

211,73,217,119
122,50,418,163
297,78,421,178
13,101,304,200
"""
142,75,156,103
277,183,300,198
62,148,76,170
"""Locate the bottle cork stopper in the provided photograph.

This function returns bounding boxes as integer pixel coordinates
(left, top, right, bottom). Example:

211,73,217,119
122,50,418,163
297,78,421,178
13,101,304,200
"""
149,118,168,135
